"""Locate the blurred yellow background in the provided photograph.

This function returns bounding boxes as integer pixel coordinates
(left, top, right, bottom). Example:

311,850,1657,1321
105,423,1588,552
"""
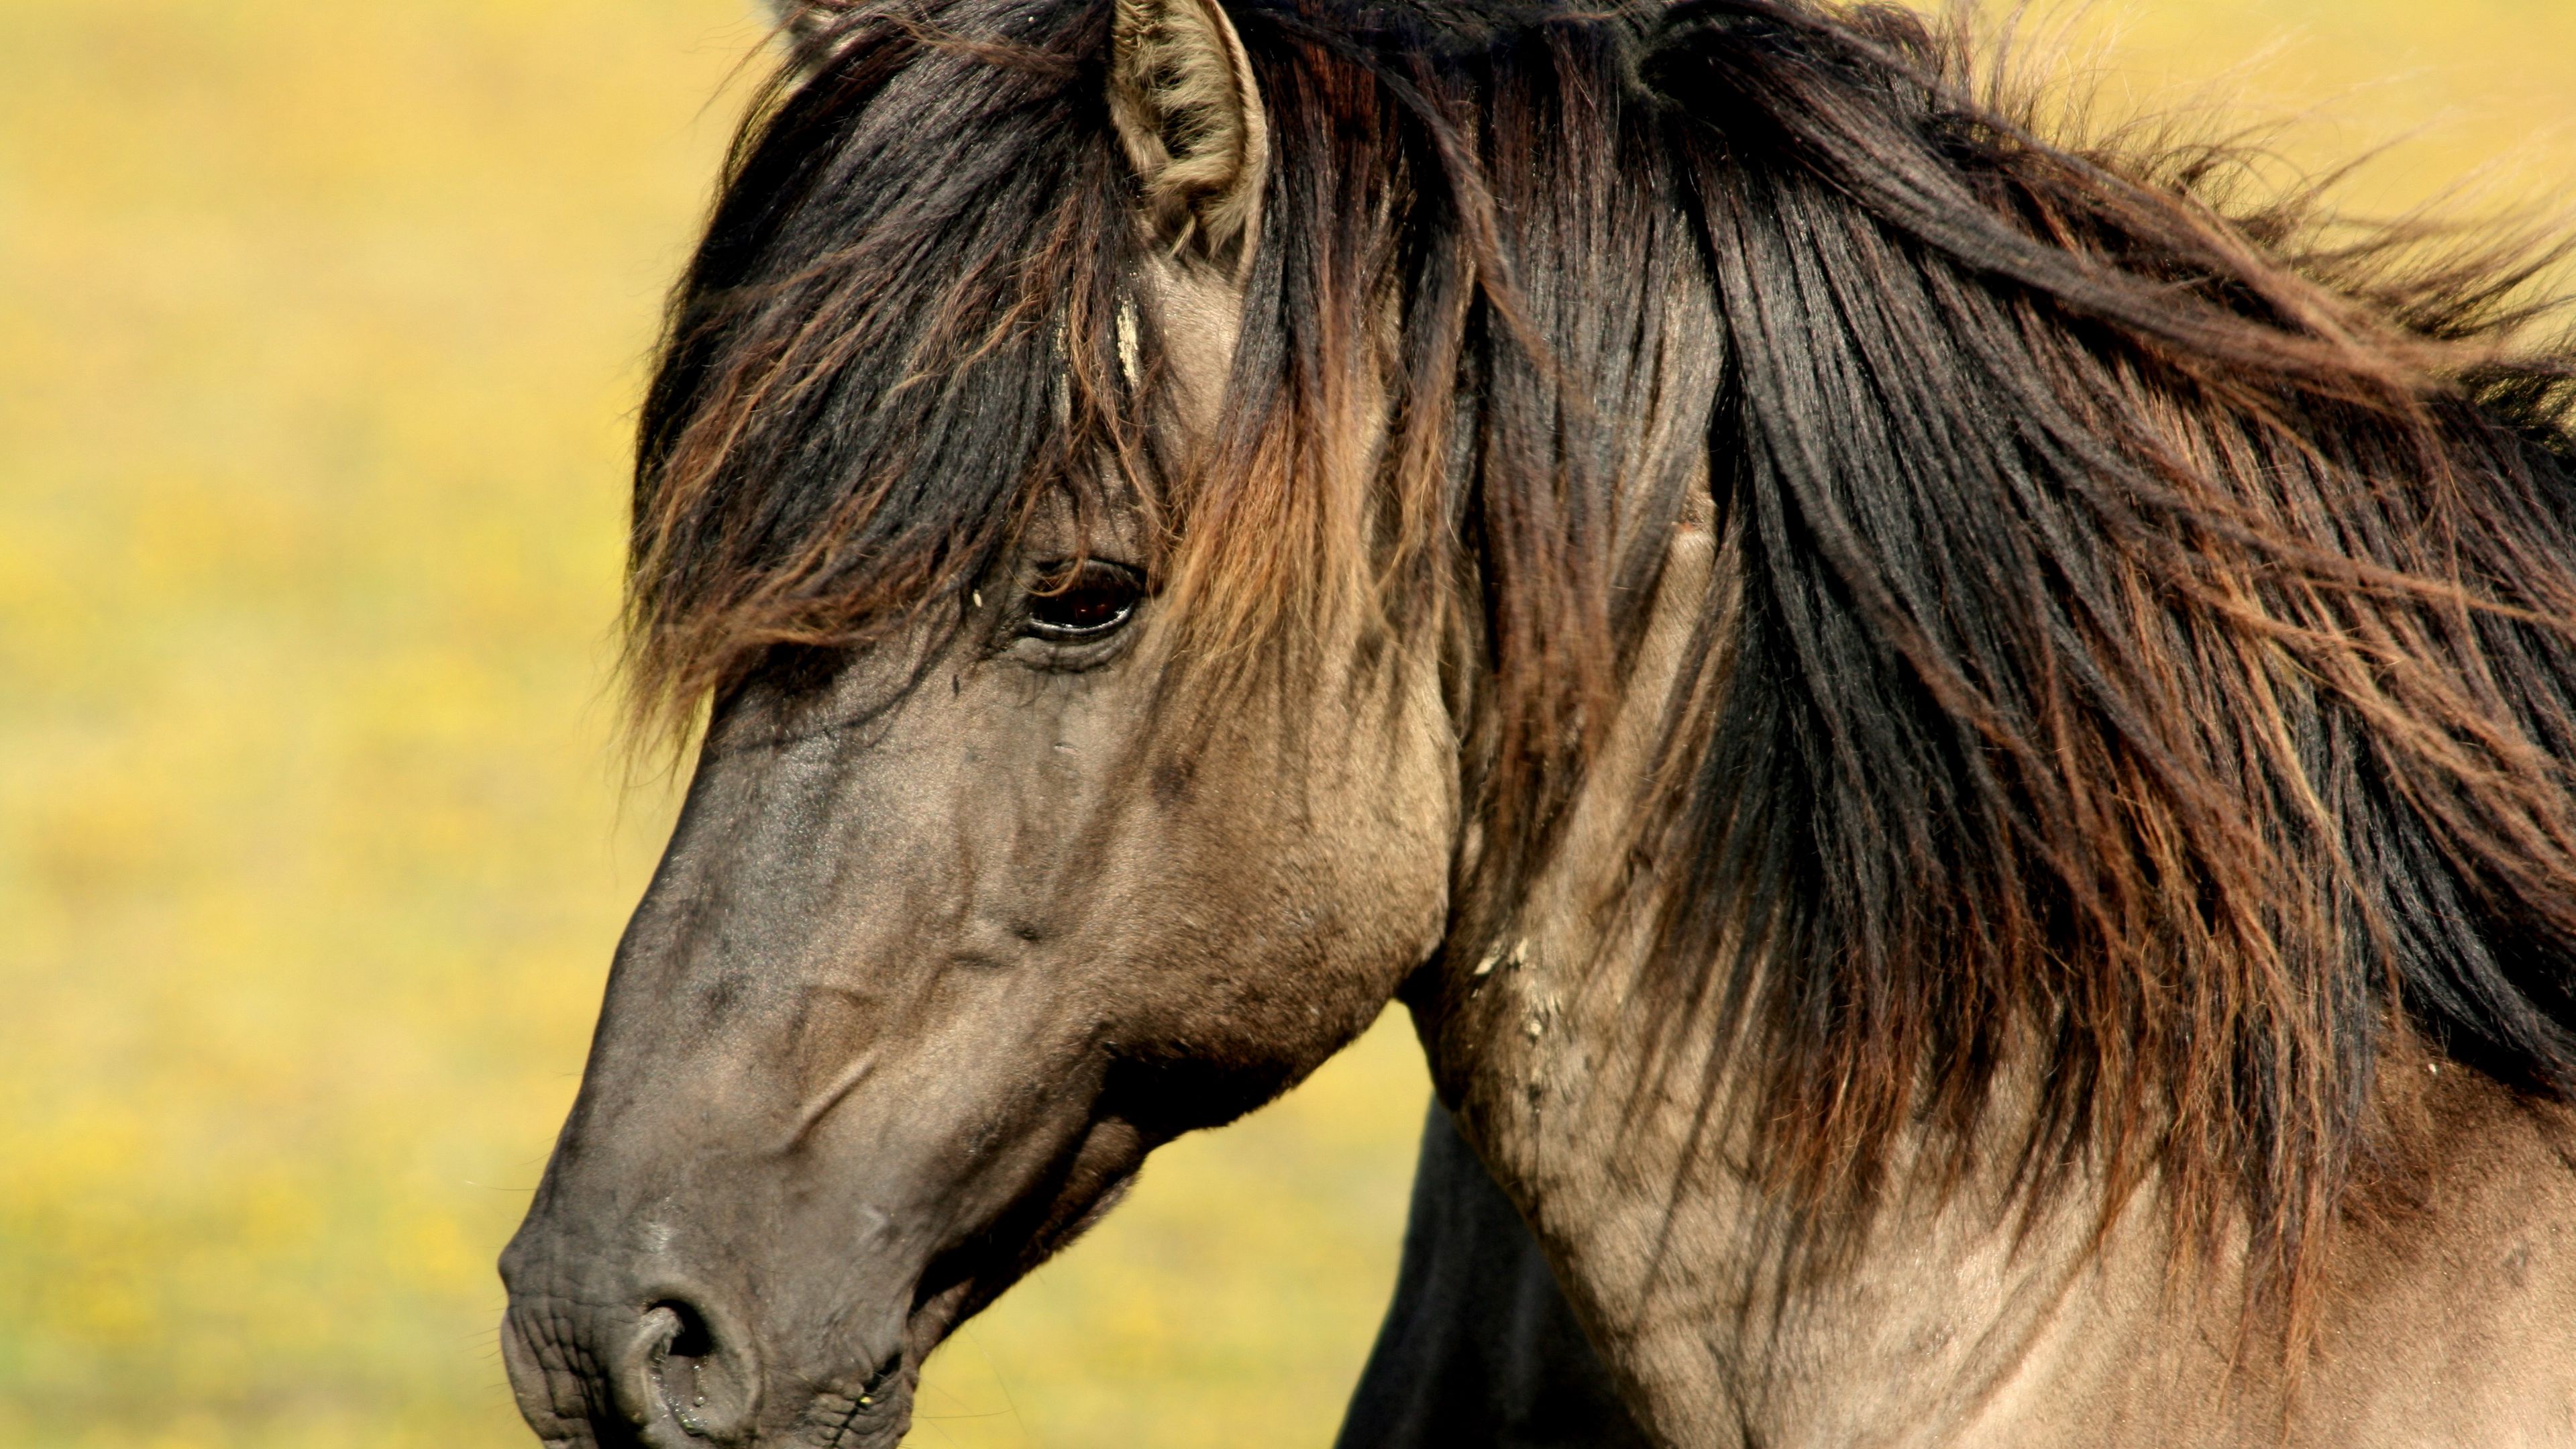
0,2,2569,1446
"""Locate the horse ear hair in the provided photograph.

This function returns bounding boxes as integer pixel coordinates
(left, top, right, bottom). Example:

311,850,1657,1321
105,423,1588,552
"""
1108,0,1269,270
759,0,829,43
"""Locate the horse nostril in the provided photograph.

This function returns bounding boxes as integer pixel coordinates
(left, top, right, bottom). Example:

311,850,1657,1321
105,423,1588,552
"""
614,1295,760,1443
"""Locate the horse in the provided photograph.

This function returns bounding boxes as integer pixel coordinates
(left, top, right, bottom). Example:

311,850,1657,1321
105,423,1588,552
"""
496,0,2576,1442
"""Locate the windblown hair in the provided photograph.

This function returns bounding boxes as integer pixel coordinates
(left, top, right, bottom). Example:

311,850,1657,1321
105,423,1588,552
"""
631,0,2576,1293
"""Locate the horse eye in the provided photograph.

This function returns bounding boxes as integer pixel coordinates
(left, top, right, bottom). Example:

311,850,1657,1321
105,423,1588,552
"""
1024,561,1144,641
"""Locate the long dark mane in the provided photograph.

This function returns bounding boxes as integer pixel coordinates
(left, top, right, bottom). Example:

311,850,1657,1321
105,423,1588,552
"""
629,0,2576,1294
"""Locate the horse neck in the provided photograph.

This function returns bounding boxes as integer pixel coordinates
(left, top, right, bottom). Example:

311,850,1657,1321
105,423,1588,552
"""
1409,500,2576,1446
1407,494,2277,1446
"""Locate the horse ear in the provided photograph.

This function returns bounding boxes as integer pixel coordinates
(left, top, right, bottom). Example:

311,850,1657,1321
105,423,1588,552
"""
1108,0,1269,270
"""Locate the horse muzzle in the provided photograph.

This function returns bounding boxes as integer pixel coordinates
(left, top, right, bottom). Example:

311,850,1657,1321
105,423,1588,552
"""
498,1241,918,1449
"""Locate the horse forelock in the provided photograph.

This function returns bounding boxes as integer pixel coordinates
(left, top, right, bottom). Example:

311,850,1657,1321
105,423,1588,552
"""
626,0,2576,1305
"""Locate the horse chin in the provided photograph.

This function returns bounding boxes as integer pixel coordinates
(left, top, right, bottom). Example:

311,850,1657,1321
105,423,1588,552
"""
739,1187,1125,1447
769,1360,920,1449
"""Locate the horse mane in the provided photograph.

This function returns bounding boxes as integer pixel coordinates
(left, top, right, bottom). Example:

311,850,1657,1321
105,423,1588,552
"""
627,0,2576,1295
1631,3,2576,1293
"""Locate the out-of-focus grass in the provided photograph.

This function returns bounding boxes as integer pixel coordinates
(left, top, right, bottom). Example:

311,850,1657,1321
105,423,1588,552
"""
0,4,761,1444
0,2,2567,1446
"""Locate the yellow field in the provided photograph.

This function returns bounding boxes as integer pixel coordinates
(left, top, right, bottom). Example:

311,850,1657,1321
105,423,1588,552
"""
0,2,2568,1446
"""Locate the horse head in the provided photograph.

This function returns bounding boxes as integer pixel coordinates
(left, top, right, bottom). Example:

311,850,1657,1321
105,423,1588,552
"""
497,2,1465,1443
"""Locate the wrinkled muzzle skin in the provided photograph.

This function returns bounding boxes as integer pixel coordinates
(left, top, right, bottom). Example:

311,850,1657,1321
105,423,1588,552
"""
498,588,1456,1448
